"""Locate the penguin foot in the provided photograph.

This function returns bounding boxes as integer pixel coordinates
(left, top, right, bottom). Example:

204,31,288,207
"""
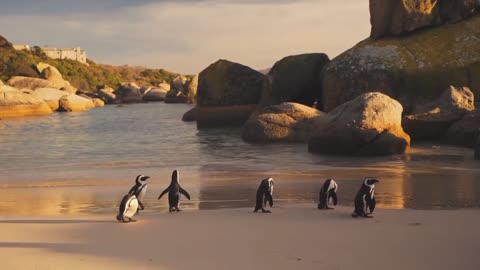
176,208,183,212
352,213,359,218
261,209,271,213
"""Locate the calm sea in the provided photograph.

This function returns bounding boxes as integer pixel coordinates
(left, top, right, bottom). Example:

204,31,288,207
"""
0,103,479,215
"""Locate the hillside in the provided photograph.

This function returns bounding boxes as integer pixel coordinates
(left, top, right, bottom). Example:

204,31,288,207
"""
0,36,182,91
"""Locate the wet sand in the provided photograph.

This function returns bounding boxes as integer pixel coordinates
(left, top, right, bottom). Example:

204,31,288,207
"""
1,205,478,270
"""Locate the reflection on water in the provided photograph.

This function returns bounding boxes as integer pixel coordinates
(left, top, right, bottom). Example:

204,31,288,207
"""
0,103,479,216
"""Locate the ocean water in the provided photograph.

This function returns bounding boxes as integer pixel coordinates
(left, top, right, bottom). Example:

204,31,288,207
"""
0,103,479,216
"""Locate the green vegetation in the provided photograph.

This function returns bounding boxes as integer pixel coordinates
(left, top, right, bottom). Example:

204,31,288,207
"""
0,45,182,91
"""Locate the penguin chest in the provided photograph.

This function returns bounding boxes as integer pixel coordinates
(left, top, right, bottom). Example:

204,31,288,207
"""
137,185,147,202
124,197,139,218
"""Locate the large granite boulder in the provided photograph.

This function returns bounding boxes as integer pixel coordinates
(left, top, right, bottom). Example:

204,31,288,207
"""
165,90,188,104
36,63,67,89
92,98,105,107
7,76,55,90
242,102,325,143
0,88,53,117
182,107,197,122
171,76,187,92
114,82,143,103
196,59,268,128
308,92,410,156
322,15,480,112
370,0,480,39
58,94,95,112
0,34,12,48
31,88,68,111
403,86,475,139
185,74,198,104
444,109,480,146
261,53,330,107
0,79,3,85
97,86,116,104
475,135,480,160
143,88,168,102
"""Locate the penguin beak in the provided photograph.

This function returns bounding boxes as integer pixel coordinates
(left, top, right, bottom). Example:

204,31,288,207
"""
372,179,379,183
144,176,150,180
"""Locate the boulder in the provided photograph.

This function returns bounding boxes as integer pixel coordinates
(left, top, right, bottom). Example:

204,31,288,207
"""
0,88,53,117
322,15,480,112
97,89,117,104
58,94,95,112
31,88,68,111
37,63,67,89
308,92,410,156
61,80,77,94
165,89,188,103
443,109,480,146
197,105,259,129
403,86,475,139
158,82,171,91
475,135,480,160
171,76,187,92
92,98,105,107
7,76,55,90
370,0,480,39
261,53,330,107
143,88,168,102
184,74,198,104
196,59,268,127
114,82,143,103
242,102,325,143
182,107,197,122
0,34,12,48
0,84,19,92
0,79,3,85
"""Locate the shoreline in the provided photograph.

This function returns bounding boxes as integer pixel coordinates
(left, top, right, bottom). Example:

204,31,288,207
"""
1,205,479,270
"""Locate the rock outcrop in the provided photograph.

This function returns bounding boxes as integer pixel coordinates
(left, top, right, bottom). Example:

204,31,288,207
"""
165,90,188,104
185,74,198,104
92,98,105,107
7,76,55,90
196,59,268,128
114,82,143,103
242,102,325,143
403,86,475,139
370,0,480,39
32,88,68,111
308,92,410,156
143,88,168,102
0,88,53,117
182,107,197,122
444,109,480,146
261,53,330,107
97,86,116,104
0,34,12,48
322,15,480,112
58,94,95,112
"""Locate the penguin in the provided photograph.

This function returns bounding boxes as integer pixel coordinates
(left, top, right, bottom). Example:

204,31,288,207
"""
128,175,150,211
254,177,274,213
116,191,139,223
157,170,191,212
352,177,379,218
317,178,338,210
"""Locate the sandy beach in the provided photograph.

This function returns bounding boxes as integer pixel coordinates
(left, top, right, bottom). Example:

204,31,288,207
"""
1,205,478,270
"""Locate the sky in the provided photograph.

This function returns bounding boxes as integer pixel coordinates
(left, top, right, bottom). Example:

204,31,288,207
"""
0,0,370,74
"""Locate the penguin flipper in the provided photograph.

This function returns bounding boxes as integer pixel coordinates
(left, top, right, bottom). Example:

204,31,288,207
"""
158,187,170,200
331,192,338,206
180,188,191,200
266,194,273,208
368,197,376,213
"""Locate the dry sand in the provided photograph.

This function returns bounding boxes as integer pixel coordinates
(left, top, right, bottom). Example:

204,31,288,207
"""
0,205,479,270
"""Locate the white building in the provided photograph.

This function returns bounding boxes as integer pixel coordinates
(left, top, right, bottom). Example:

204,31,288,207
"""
13,44,31,51
41,47,87,64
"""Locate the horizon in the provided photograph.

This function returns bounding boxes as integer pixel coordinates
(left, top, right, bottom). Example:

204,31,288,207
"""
0,0,370,74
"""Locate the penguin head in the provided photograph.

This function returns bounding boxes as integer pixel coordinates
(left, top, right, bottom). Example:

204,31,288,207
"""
364,177,379,187
267,177,274,195
327,179,338,206
172,170,179,184
136,175,150,184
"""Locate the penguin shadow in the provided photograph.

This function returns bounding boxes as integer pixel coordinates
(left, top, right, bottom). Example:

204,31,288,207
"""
0,219,114,225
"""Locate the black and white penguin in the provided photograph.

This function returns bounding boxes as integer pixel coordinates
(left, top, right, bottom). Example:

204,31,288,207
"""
352,177,379,218
318,178,338,210
157,170,191,212
116,191,139,223
254,177,274,213
128,175,150,211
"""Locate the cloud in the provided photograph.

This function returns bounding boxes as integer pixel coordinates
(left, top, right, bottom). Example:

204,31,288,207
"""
0,0,370,74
